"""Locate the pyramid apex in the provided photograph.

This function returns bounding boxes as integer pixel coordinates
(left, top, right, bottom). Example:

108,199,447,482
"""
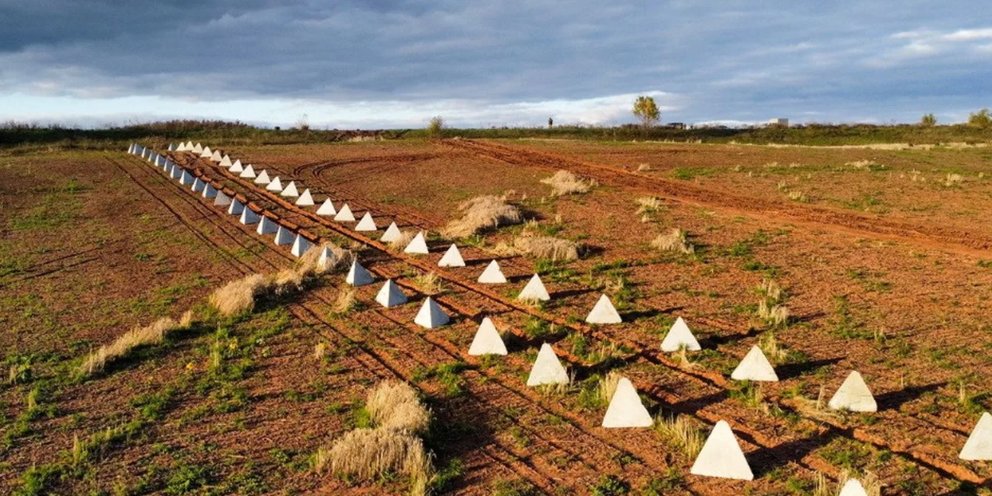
731,345,778,382
602,377,653,428
346,260,374,287
438,244,465,267
414,296,449,329
828,371,877,412
690,420,753,480
355,212,377,231
526,343,569,386
478,260,507,284
661,316,701,352
375,279,408,308
469,317,508,356
404,231,430,255
334,203,356,222
585,294,622,324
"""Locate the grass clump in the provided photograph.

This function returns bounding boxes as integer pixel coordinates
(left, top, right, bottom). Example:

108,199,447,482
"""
513,233,581,261
654,414,704,460
541,170,596,196
442,194,523,238
365,381,431,434
78,312,193,377
209,274,269,317
756,279,789,328
651,228,695,255
413,271,445,295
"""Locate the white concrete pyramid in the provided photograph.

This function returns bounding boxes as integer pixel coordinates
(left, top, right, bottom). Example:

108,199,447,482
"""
960,412,992,460
219,155,232,167
193,143,203,154
175,142,186,151
661,317,701,352
274,225,294,246
229,159,244,172
317,246,338,270
404,231,430,254
139,148,148,159
414,297,449,329
128,143,135,154
316,198,337,216
346,260,374,287
257,215,278,235
526,343,569,386
478,260,507,284
254,170,271,184
185,141,194,151
160,159,169,171
355,212,377,231
585,295,622,324
168,143,175,151
291,234,311,257
280,181,300,197
169,165,181,179
380,222,401,242
468,317,507,356
210,150,222,162
375,279,407,308
213,190,231,207
690,420,753,480
154,155,164,166
438,244,465,267
731,345,778,382
828,371,877,412
200,146,212,158
239,164,256,178
334,203,356,222
239,208,260,225
191,177,205,193
179,170,194,186
518,274,551,302
202,183,218,199
602,377,653,428
266,177,283,192
227,198,244,216
838,479,869,496
296,189,315,206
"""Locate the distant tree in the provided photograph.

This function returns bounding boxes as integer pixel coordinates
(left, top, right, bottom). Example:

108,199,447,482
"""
632,96,660,128
427,116,445,138
548,116,554,128
968,108,991,128
920,113,936,127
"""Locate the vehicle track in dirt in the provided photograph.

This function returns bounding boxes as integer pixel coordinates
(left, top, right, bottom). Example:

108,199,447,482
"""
443,139,992,258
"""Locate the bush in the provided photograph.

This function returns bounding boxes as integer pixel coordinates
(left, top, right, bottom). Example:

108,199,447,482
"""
427,116,445,138
541,170,595,196
442,195,522,238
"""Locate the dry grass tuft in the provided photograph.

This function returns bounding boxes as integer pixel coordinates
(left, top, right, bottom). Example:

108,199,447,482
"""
79,316,188,376
944,173,964,187
654,414,704,460
300,242,351,275
209,274,269,317
758,299,790,327
442,195,523,238
651,228,695,255
332,287,357,314
387,230,417,251
597,371,622,405
541,170,596,196
320,428,433,495
513,233,581,261
635,196,663,215
314,342,327,361
366,381,431,434
836,470,882,496
413,271,445,295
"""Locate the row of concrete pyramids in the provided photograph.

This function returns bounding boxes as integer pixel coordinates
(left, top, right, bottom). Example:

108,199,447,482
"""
133,143,992,482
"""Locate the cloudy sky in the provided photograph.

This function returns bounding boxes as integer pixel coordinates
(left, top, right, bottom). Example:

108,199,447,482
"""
0,1,989,128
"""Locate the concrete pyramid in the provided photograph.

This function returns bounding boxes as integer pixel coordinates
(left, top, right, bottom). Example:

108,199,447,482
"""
202,183,218,199
380,222,401,242
291,234,311,257
828,371,877,412
316,198,337,216
960,412,992,460
175,142,186,152
168,143,175,151
296,189,315,207
140,148,148,159
229,159,244,172
838,479,869,496
169,165,181,180
266,177,283,192
210,150,222,162
414,297,449,329
179,170,194,186
518,274,551,302
438,244,465,267
690,420,753,480
191,177,205,193
355,212,377,231
254,170,271,184
317,246,338,270
585,295,622,324
661,317,701,352
602,377,653,428
213,190,232,207
227,198,244,216
200,146,212,158
274,225,294,246
731,345,778,382
375,279,407,308
219,155,232,167
160,159,169,170
154,155,164,166
280,181,300,198
239,164,255,178
346,260,374,287
478,260,507,284
239,208,260,225
193,143,203,154
127,143,135,154
257,215,278,235
526,343,569,386
334,203,356,222
404,231,430,255
468,317,508,356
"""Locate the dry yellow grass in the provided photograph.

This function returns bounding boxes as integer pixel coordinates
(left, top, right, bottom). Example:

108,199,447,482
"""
79,314,191,376
321,428,433,496
413,271,444,295
654,414,704,460
209,273,269,317
366,381,431,434
299,242,351,274
836,470,881,496
597,371,622,405
541,170,595,196
442,195,523,238
332,287,357,314
387,230,417,252
513,233,580,261
651,228,694,254
635,196,663,214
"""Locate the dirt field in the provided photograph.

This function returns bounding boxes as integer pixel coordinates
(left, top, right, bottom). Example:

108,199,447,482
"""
2,137,992,495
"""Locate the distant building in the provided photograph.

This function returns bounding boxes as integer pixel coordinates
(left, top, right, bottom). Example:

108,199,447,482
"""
665,122,687,129
769,118,789,127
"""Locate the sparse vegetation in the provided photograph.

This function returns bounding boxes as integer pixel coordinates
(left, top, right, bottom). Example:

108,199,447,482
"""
651,228,695,255
78,312,193,377
541,170,596,196
442,194,523,238
654,414,704,460
513,232,582,261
